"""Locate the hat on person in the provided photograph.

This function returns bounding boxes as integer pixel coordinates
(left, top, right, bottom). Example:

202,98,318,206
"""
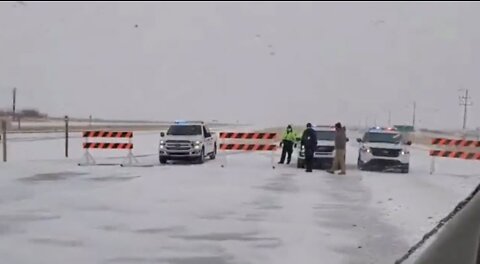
306,123,312,128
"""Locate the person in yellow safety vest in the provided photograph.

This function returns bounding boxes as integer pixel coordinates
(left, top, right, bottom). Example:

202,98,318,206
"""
278,125,299,165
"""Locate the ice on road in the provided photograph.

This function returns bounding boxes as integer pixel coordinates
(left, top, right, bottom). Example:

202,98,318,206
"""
0,132,478,264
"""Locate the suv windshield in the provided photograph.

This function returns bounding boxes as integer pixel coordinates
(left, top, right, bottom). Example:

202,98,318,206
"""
316,131,336,141
363,132,401,144
167,125,202,136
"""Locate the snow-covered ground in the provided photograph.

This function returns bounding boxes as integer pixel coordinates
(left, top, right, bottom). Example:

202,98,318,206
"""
0,130,479,264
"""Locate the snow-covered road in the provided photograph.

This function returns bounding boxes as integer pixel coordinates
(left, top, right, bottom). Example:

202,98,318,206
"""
0,132,478,263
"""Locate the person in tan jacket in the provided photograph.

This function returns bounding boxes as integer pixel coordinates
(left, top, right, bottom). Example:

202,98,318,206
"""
327,122,347,175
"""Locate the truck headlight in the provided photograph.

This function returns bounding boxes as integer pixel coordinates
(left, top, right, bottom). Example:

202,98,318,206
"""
192,141,202,149
361,147,371,153
299,145,305,157
401,150,410,155
159,141,165,149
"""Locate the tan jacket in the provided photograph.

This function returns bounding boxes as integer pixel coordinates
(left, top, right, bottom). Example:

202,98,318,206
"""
335,129,347,150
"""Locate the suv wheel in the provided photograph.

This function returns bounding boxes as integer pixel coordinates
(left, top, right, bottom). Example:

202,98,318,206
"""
159,156,167,164
197,148,205,164
209,144,217,160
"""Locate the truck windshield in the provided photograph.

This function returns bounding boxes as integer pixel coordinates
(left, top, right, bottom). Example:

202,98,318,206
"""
316,131,336,141
167,125,202,136
364,132,401,144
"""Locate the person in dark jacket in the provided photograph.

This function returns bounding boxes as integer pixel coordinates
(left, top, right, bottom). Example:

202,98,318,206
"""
301,123,317,172
278,125,299,164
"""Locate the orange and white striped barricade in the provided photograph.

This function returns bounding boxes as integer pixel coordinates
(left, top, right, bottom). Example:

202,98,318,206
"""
79,131,138,166
429,137,480,174
218,132,279,169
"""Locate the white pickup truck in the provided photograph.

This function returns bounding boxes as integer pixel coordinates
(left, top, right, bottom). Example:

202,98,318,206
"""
159,121,217,164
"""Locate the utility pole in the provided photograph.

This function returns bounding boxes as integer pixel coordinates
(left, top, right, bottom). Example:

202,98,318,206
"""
459,89,472,130
2,120,7,162
412,101,416,129
12,88,16,121
65,115,69,158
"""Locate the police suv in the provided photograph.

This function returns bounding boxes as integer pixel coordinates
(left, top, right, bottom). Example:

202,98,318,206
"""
159,121,217,164
356,127,411,173
297,126,336,170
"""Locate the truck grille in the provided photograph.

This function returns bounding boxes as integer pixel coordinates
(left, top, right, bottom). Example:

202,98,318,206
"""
371,148,400,157
316,146,334,153
166,140,192,151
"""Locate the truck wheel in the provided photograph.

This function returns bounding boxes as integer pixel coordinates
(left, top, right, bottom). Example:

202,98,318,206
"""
197,148,205,164
159,156,167,164
357,156,365,171
297,159,304,169
209,144,217,160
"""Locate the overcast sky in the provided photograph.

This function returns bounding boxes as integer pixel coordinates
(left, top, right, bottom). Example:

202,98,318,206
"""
0,1,479,129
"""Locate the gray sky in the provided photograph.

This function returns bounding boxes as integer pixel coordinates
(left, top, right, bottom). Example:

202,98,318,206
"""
0,1,479,129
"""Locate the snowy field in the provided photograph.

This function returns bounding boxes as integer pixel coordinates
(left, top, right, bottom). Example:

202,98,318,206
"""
0,130,479,264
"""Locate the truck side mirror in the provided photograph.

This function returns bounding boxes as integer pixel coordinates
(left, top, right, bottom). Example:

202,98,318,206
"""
356,138,362,143
160,132,165,137
406,141,412,146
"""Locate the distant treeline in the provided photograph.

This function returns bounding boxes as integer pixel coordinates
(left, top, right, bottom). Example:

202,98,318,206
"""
0,109,48,119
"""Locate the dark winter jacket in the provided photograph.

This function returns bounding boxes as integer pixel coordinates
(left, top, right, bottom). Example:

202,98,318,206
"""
301,128,317,152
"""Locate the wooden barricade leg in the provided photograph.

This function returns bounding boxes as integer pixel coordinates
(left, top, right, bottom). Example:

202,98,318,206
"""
120,151,139,167
84,150,96,166
79,150,96,166
221,150,228,168
121,138,139,167
271,149,275,169
430,156,436,175
219,139,228,168
79,137,96,166
270,136,277,169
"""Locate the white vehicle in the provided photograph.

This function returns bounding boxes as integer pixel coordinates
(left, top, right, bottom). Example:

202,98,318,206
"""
297,126,337,170
356,127,411,173
159,121,217,164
